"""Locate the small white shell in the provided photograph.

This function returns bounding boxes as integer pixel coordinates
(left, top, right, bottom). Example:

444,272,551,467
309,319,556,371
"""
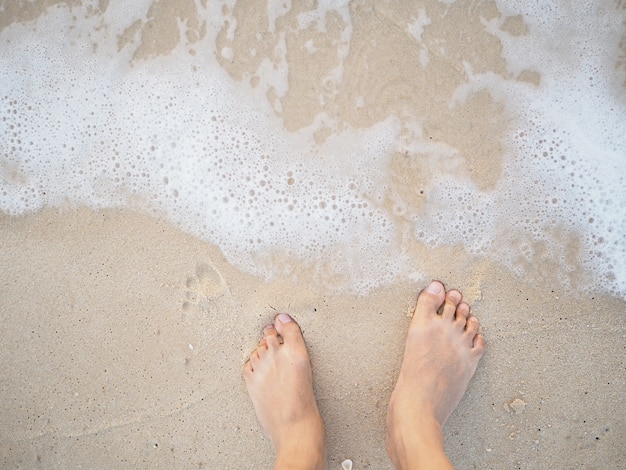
341,459,353,470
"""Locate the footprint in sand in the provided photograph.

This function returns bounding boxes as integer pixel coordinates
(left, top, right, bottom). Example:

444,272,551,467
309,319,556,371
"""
182,262,229,314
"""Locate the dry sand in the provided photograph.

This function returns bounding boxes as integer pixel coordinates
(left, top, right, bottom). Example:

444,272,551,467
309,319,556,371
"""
1,1,626,469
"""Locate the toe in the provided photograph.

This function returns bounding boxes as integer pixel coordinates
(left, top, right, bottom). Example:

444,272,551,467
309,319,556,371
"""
473,333,486,353
243,358,253,375
274,313,304,345
249,349,262,371
414,281,446,318
256,338,269,359
263,323,280,348
263,323,277,336
454,302,470,328
465,316,480,338
441,290,462,319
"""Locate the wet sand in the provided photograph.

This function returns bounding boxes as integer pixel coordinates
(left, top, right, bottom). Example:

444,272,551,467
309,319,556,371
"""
1,208,624,468
1,1,626,468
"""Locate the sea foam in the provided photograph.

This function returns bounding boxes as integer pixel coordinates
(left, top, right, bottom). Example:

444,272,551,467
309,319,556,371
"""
1,1,625,296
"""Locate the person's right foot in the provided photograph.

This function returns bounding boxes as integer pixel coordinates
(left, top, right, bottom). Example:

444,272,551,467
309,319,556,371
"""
386,281,486,469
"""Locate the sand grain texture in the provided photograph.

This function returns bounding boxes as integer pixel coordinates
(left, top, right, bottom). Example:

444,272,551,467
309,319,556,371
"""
1,208,624,469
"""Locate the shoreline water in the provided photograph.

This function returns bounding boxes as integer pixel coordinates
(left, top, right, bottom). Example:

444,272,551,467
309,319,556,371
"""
1,1,625,297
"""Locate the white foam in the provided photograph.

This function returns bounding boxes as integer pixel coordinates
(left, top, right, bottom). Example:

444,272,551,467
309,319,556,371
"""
415,2,626,295
1,2,625,297
0,7,407,293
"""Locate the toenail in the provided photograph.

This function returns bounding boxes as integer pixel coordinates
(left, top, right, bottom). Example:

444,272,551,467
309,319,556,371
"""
277,313,293,323
265,324,275,330
448,290,461,302
426,281,442,294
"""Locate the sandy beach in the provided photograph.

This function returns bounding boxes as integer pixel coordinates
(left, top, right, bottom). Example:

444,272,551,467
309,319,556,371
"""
1,1,625,468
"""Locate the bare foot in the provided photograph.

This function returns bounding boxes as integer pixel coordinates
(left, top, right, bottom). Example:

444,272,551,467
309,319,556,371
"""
386,281,486,469
243,313,327,470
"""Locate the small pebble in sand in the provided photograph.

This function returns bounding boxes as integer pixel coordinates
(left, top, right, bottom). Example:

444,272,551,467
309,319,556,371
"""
341,459,353,470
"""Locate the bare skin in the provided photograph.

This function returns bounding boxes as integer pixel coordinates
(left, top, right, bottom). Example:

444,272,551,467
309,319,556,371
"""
386,281,486,469
243,281,485,469
243,313,327,470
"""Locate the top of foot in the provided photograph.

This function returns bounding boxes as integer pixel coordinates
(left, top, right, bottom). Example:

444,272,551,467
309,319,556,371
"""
387,281,485,469
244,313,327,470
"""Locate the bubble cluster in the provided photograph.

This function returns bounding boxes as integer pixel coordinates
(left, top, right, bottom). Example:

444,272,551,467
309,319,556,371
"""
1,2,625,297
0,25,411,293
407,2,626,297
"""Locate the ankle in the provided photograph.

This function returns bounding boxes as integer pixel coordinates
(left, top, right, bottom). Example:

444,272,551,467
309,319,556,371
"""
275,442,327,470
274,421,327,470
387,416,452,470
275,450,327,470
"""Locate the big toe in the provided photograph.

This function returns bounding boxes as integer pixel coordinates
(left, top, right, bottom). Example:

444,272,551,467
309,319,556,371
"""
414,281,446,317
274,313,305,345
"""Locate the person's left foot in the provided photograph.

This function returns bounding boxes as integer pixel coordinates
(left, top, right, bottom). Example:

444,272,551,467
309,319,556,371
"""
244,313,327,470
